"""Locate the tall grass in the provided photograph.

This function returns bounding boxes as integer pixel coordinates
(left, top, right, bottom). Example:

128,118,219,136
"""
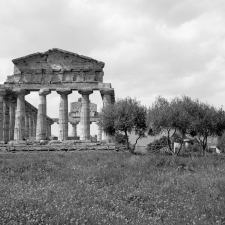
0,151,225,224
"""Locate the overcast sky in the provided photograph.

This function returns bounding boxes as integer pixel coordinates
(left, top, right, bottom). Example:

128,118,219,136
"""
0,0,225,141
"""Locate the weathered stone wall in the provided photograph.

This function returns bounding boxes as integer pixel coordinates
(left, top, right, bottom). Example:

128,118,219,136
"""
70,99,97,117
7,48,104,84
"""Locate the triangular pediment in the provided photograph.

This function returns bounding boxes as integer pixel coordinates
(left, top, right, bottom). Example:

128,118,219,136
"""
12,48,104,74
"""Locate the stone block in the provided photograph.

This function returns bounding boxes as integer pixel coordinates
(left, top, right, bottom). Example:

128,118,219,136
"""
85,74,95,82
43,69,53,74
50,140,62,145
34,69,42,74
76,72,85,82
62,73,75,82
23,69,33,74
5,76,14,84
51,74,63,83
13,74,22,83
42,74,52,83
21,74,32,83
96,72,104,82
30,74,43,83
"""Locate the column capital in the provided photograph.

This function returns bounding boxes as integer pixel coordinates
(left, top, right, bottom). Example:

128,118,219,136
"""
70,121,79,125
100,89,114,96
56,88,72,95
14,89,30,96
78,89,93,96
7,94,17,101
39,89,51,96
31,109,37,115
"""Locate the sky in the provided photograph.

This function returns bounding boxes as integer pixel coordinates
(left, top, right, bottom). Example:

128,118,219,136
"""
0,0,225,144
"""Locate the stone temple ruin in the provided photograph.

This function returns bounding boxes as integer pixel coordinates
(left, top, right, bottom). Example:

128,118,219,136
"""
52,98,101,141
0,48,115,144
68,98,100,141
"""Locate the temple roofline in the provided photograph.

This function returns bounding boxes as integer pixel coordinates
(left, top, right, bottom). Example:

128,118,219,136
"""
12,48,105,68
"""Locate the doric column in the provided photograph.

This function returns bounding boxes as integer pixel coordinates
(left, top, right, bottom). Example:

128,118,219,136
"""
32,111,37,139
46,119,52,139
0,89,5,142
101,90,113,107
36,89,51,140
71,122,79,137
46,119,49,138
14,90,30,141
3,96,10,143
34,114,37,137
100,89,115,142
9,95,16,141
49,121,53,138
57,89,72,141
78,89,93,141
28,109,33,139
24,105,29,139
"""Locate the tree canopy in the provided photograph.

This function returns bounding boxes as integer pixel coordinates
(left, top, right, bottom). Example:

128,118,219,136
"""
148,95,225,155
99,97,147,153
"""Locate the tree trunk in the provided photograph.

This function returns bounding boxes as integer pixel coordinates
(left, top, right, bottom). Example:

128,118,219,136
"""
167,134,172,151
176,142,183,156
124,130,130,150
131,136,141,154
202,136,207,156
176,133,185,156
167,130,175,154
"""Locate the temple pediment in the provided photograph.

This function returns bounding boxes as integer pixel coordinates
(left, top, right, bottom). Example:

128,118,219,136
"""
6,48,105,84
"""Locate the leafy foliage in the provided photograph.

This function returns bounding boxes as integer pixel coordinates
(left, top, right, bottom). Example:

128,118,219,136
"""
99,97,147,153
217,132,225,153
148,96,225,155
115,133,128,145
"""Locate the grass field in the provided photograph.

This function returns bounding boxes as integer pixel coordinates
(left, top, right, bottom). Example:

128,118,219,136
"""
0,150,225,225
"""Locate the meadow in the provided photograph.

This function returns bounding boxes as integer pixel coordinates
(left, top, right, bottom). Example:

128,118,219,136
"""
0,150,225,225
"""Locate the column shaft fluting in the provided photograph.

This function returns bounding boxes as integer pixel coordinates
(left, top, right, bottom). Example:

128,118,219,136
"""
57,90,71,141
0,90,5,142
101,90,114,142
49,123,52,138
36,89,50,140
71,123,78,137
3,98,10,143
9,97,16,141
46,121,51,139
14,90,29,141
28,111,33,139
25,107,29,139
78,90,93,141
32,113,37,139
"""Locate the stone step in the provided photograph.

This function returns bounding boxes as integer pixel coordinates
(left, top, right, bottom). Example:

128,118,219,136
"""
0,144,117,152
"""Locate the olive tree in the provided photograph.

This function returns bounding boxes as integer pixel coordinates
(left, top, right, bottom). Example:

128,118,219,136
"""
99,97,147,153
148,95,225,155
147,96,178,153
190,103,225,154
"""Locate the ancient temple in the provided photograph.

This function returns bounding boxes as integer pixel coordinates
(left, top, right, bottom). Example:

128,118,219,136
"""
68,98,100,140
0,48,115,143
